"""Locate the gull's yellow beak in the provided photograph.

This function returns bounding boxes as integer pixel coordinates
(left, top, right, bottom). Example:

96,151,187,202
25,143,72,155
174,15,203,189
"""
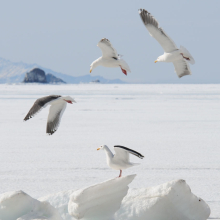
90,68,92,73
97,147,101,151
154,60,158,63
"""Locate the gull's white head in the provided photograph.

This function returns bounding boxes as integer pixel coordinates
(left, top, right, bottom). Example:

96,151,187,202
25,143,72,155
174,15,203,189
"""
97,145,107,151
90,58,101,73
155,55,165,63
90,63,94,73
62,96,76,104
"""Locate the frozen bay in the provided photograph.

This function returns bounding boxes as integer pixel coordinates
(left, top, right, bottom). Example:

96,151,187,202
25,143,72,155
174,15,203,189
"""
0,84,219,218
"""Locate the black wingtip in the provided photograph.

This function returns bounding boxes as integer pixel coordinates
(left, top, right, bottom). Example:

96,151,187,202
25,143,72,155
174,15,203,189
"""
46,129,56,136
138,8,147,14
23,115,32,121
138,8,146,14
47,132,53,136
139,155,145,159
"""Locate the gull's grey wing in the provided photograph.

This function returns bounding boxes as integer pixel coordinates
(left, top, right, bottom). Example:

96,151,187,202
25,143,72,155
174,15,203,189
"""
114,145,144,160
173,59,191,78
97,38,119,59
24,95,61,121
114,146,129,162
46,101,67,135
139,9,178,53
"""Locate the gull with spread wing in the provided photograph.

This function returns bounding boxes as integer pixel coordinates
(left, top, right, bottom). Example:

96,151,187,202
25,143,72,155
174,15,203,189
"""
97,145,144,177
139,9,195,78
90,38,131,75
24,95,76,135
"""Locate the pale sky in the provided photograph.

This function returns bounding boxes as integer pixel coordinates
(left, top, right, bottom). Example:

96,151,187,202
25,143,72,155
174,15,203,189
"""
0,0,219,83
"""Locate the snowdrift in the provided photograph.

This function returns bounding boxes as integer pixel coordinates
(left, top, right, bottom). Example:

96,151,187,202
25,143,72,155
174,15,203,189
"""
0,190,62,220
115,179,210,220
68,174,136,220
39,189,76,220
0,177,210,220
0,191,33,220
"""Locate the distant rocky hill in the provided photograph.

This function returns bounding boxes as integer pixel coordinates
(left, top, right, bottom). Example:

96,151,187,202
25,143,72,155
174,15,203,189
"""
0,57,125,84
23,68,66,84
23,68,47,83
46,73,66,84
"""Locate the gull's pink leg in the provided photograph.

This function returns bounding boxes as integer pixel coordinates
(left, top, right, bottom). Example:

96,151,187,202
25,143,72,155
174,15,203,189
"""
119,170,122,177
180,53,190,61
119,66,127,75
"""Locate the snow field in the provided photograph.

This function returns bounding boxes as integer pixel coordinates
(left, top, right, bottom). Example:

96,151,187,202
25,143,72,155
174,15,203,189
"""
0,84,219,218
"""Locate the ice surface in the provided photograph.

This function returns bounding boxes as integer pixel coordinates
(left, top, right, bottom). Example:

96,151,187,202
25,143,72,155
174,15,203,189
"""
68,174,136,219
0,84,219,218
115,179,210,220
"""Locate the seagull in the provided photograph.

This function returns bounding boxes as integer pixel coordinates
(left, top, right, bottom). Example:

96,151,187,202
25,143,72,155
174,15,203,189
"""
139,9,195,78
97,145,144,177
24,95,76,135
90,38,131,75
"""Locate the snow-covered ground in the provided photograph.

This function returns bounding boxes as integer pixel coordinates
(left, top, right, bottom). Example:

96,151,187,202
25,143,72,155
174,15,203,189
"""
0,84,219,218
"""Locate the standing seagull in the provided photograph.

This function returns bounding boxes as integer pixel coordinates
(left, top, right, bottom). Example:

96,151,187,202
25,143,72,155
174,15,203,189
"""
90,38,131,75
97,145,144,177
139,9,195,78
24,95,76,135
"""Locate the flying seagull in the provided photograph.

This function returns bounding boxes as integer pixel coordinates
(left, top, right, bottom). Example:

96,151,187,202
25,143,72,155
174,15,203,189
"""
97,145,144,177
90,38,131,75
139,9,195,78
24,95,76,135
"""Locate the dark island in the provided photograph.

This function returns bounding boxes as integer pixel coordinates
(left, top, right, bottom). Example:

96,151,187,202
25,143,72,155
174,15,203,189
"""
23,68,66,84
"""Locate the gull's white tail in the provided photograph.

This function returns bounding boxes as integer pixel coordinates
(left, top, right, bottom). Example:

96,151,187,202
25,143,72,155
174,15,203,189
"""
180,46,195,65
